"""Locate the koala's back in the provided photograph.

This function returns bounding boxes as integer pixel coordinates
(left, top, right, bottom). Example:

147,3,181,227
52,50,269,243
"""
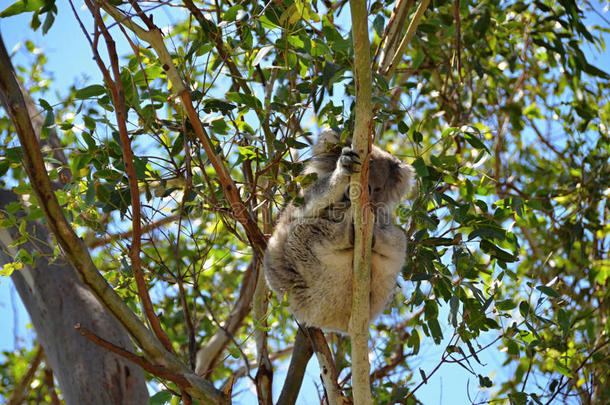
264,213,406,333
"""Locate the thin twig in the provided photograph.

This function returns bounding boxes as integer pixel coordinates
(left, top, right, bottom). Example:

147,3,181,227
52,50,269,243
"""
544,338,610,405
87,214,181,248
8,345,44,405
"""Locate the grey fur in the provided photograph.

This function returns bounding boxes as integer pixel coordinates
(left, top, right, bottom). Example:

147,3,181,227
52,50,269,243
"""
264,129,414,333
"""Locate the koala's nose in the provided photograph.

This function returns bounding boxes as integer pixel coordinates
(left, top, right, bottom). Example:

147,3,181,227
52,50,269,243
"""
368,184,372,196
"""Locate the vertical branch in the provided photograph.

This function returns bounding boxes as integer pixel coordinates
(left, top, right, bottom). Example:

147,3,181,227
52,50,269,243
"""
348,1,374,404
81,0,173,353
379,0,431,79
374,0,414,72
454,0,463,82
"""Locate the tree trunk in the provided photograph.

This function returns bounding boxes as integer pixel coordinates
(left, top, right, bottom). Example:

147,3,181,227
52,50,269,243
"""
0,190,149,405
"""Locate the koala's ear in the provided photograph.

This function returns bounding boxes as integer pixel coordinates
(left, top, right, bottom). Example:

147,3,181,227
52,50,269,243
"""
398,162,415,197
313,129,341,155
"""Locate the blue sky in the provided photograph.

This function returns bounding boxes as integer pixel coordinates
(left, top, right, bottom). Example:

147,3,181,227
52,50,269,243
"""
0,2,609,404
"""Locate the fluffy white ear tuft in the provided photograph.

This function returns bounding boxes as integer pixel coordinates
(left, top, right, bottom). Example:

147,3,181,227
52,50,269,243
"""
399,162,415,197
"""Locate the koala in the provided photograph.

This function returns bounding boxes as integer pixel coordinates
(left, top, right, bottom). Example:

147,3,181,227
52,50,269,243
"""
264,129,414,333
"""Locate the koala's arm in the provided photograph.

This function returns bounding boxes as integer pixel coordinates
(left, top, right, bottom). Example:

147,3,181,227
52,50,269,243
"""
300,147,359,218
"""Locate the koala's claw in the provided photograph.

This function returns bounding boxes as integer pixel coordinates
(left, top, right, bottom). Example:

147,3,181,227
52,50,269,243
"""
338,147,361,174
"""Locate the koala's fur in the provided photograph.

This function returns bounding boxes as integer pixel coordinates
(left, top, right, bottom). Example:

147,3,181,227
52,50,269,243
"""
264,129,414,333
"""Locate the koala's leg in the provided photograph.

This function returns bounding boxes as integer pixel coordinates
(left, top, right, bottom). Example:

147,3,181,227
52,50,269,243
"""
369,224,407,321
283,217,354,332
301,147,360,218
371,224,407,259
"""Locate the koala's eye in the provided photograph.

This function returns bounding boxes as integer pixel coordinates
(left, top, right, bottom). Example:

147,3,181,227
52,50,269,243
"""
374,187,382,192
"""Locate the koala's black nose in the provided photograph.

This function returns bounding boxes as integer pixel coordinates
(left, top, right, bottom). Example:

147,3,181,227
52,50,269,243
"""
368,184,372,195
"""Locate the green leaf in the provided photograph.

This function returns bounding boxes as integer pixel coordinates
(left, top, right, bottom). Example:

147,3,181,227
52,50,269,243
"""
406,329,420,354
508,392,527,405
473,9,491,36
373,14,384,36
16,248,34,265
463,131,488,152
419,368,427,384
41,8,55,34
321,61,344,87
226,92,262,110
468,226,506,241
148,391,172,405
222,5,243,22
495,299,517,311
0,0,44,17
557,309,570,334
253,45,274,66
536,285,560,298
554,359,573,377
85,181,96,206
75,85,106,99
582,63,610,80
506,339,519,356
1,261,23,276
480,240,518,262
424,300,438,320
478,374,493,388
519,301,531,318
427,318,443,344
412,157,429,177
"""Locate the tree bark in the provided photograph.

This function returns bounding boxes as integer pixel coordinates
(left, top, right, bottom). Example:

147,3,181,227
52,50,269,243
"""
0,30,148,403
348,0,374,403
0,190,149,405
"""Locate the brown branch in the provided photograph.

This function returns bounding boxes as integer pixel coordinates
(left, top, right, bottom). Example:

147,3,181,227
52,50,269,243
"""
307,328,351,405
277,328,315,405
75,323,188,386
82,0,173,354
43,367,61,405
454,0,463,82
99,3,267,255
8,345,44,405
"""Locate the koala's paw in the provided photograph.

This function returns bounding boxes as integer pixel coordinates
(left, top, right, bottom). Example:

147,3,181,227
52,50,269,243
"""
338,147,361,174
